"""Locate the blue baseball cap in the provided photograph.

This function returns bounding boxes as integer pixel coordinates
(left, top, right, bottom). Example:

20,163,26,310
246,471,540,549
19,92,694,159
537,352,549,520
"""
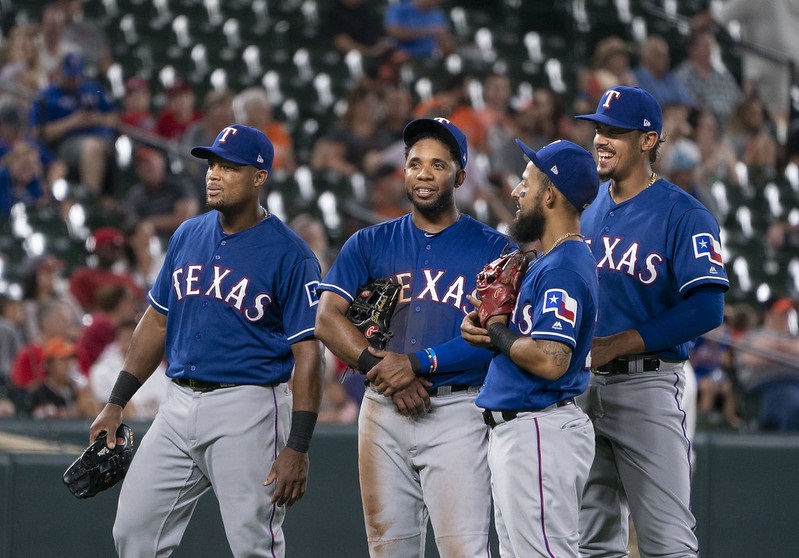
62,52,84,77
191,125,274,172
515,138,600,210
575,86,662,135
403,117,468,169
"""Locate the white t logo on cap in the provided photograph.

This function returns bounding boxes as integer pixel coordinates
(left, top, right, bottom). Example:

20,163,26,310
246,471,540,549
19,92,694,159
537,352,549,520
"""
602,90,622,108
434,117,452,125
218,126,238,143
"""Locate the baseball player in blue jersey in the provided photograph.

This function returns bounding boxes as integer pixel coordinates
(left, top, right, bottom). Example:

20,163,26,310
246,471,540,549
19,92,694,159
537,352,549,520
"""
315,118,510,557
575,87,730,558
88,125,323,557
461,139,600,557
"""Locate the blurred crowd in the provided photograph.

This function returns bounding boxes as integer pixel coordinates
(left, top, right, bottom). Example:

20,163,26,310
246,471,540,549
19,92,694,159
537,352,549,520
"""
0,0,797,429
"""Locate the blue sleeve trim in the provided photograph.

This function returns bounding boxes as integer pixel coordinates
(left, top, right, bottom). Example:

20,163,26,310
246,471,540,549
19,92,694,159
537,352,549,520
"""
413,335,492,374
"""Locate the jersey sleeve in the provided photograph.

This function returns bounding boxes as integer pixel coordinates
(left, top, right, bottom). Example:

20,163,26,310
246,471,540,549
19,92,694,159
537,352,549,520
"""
277,256,322,343
526,269,593,349
316,232,371,302
669,208,730,295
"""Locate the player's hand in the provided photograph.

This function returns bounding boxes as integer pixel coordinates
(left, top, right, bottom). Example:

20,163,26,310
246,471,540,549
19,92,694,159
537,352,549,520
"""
365,348,416,396
461,295,493,348
89,403,124,448
391,377,433,417
590,330,646,369
265,447,309,507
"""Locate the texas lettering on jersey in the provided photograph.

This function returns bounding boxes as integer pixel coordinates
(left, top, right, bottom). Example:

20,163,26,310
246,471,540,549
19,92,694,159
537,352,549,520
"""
392,269,471,313
170,263,319,322
586,236,663,284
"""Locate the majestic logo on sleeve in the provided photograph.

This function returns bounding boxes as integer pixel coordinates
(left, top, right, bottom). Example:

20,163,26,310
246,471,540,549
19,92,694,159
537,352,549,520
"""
543,289,577,326
692,233,724,266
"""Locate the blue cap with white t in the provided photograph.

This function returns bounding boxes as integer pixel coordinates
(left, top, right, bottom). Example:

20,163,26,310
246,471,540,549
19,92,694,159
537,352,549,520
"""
191,125,274,172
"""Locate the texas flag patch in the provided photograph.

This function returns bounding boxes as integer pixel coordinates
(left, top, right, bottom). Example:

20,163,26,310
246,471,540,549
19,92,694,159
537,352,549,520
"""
543,289,577,326
692,233,723,266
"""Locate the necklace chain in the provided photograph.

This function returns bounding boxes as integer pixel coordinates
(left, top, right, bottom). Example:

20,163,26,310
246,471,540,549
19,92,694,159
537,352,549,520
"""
531,232,585,264
648,172,658,186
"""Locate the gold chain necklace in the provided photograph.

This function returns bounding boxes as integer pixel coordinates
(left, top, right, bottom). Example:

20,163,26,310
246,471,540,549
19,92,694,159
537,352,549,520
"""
648,172,658,186
530,232,585,264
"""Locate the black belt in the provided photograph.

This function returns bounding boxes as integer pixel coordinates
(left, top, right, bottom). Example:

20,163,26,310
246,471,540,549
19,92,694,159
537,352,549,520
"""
594,357,661,375
427,385,480,397
173,378,276,393
482,398,576,428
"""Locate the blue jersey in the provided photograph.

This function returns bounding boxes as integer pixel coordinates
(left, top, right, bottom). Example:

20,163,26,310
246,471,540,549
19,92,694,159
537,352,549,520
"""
148,211,321,385
476,240,598,411
318,213,510,389
581,178,729,360
29,82,117,140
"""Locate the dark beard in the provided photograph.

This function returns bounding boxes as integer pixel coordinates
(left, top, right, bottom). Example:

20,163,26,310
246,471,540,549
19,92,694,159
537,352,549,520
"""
407,187,454,218
510,203,546,244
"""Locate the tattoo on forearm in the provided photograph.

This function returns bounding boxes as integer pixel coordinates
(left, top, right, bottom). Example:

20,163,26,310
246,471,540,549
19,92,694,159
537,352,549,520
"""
537,339,572,369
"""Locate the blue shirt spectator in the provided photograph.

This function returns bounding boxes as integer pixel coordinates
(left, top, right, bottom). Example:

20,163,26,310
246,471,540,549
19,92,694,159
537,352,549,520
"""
384,0,454,59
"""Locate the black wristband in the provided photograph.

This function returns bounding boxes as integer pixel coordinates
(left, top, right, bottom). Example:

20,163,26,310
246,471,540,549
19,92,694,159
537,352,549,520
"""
488,323,520,357
108,370,142,408
286,410,318,453
407,352,422,375
357,347,381,373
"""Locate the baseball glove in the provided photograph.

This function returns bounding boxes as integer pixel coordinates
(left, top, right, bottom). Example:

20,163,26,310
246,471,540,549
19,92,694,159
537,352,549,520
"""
346,278,401,349
475,248,530,328
62,423,134,499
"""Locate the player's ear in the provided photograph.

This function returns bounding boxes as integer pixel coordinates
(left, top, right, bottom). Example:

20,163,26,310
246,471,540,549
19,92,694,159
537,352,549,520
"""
640,131,659,152
254,169,268,188
454,168,466,188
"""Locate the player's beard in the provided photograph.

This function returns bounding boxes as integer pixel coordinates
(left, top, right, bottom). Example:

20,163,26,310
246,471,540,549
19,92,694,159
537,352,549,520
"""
510,195,546,244
407,186,454,218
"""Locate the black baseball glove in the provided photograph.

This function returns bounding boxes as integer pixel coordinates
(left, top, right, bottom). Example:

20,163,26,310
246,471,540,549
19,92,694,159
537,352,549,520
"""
63,424,134,499
346,278,401,349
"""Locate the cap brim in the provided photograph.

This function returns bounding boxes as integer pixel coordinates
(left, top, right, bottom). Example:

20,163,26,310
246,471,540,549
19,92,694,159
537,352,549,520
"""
574,113,640,131
403,119,461,160
514,138,542,169
190,145,252,167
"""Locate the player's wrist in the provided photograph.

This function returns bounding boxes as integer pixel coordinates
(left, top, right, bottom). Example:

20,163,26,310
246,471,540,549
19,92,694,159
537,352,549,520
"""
410,348,438,374
286,410,318,453
358,347,381,373
488,323,519,357
108,370,142,408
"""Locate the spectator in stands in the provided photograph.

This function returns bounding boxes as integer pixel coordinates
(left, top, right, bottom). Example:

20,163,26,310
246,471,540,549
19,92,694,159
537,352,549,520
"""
690,319,740,429
735,296,799,432
310,84,383,178
11,299,81,392
89,318,169,420
0,141,48,218
690,107,740,188
57,0,114,77
322,0,394,59
29,52,118,198
632,35,695,109
20,255,83,343
33,2,77,81
696,0,799,140
578,36,637,107
123,219,165,292
76,284,138,375
0,293,25,384
723,92,778,175
413,72,487,154
68,226,144,313
0,23,48,95
675,29,743,129
232,87,295,175
119,77,156,134
476,71,516,157
384,0,456,59
28,336,98,418
181,88,235,203
0,102,68,185
156,79,202,140
123,146,198,239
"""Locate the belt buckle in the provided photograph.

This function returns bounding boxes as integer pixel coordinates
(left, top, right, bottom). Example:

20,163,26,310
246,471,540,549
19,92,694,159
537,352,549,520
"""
436,385,452,396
